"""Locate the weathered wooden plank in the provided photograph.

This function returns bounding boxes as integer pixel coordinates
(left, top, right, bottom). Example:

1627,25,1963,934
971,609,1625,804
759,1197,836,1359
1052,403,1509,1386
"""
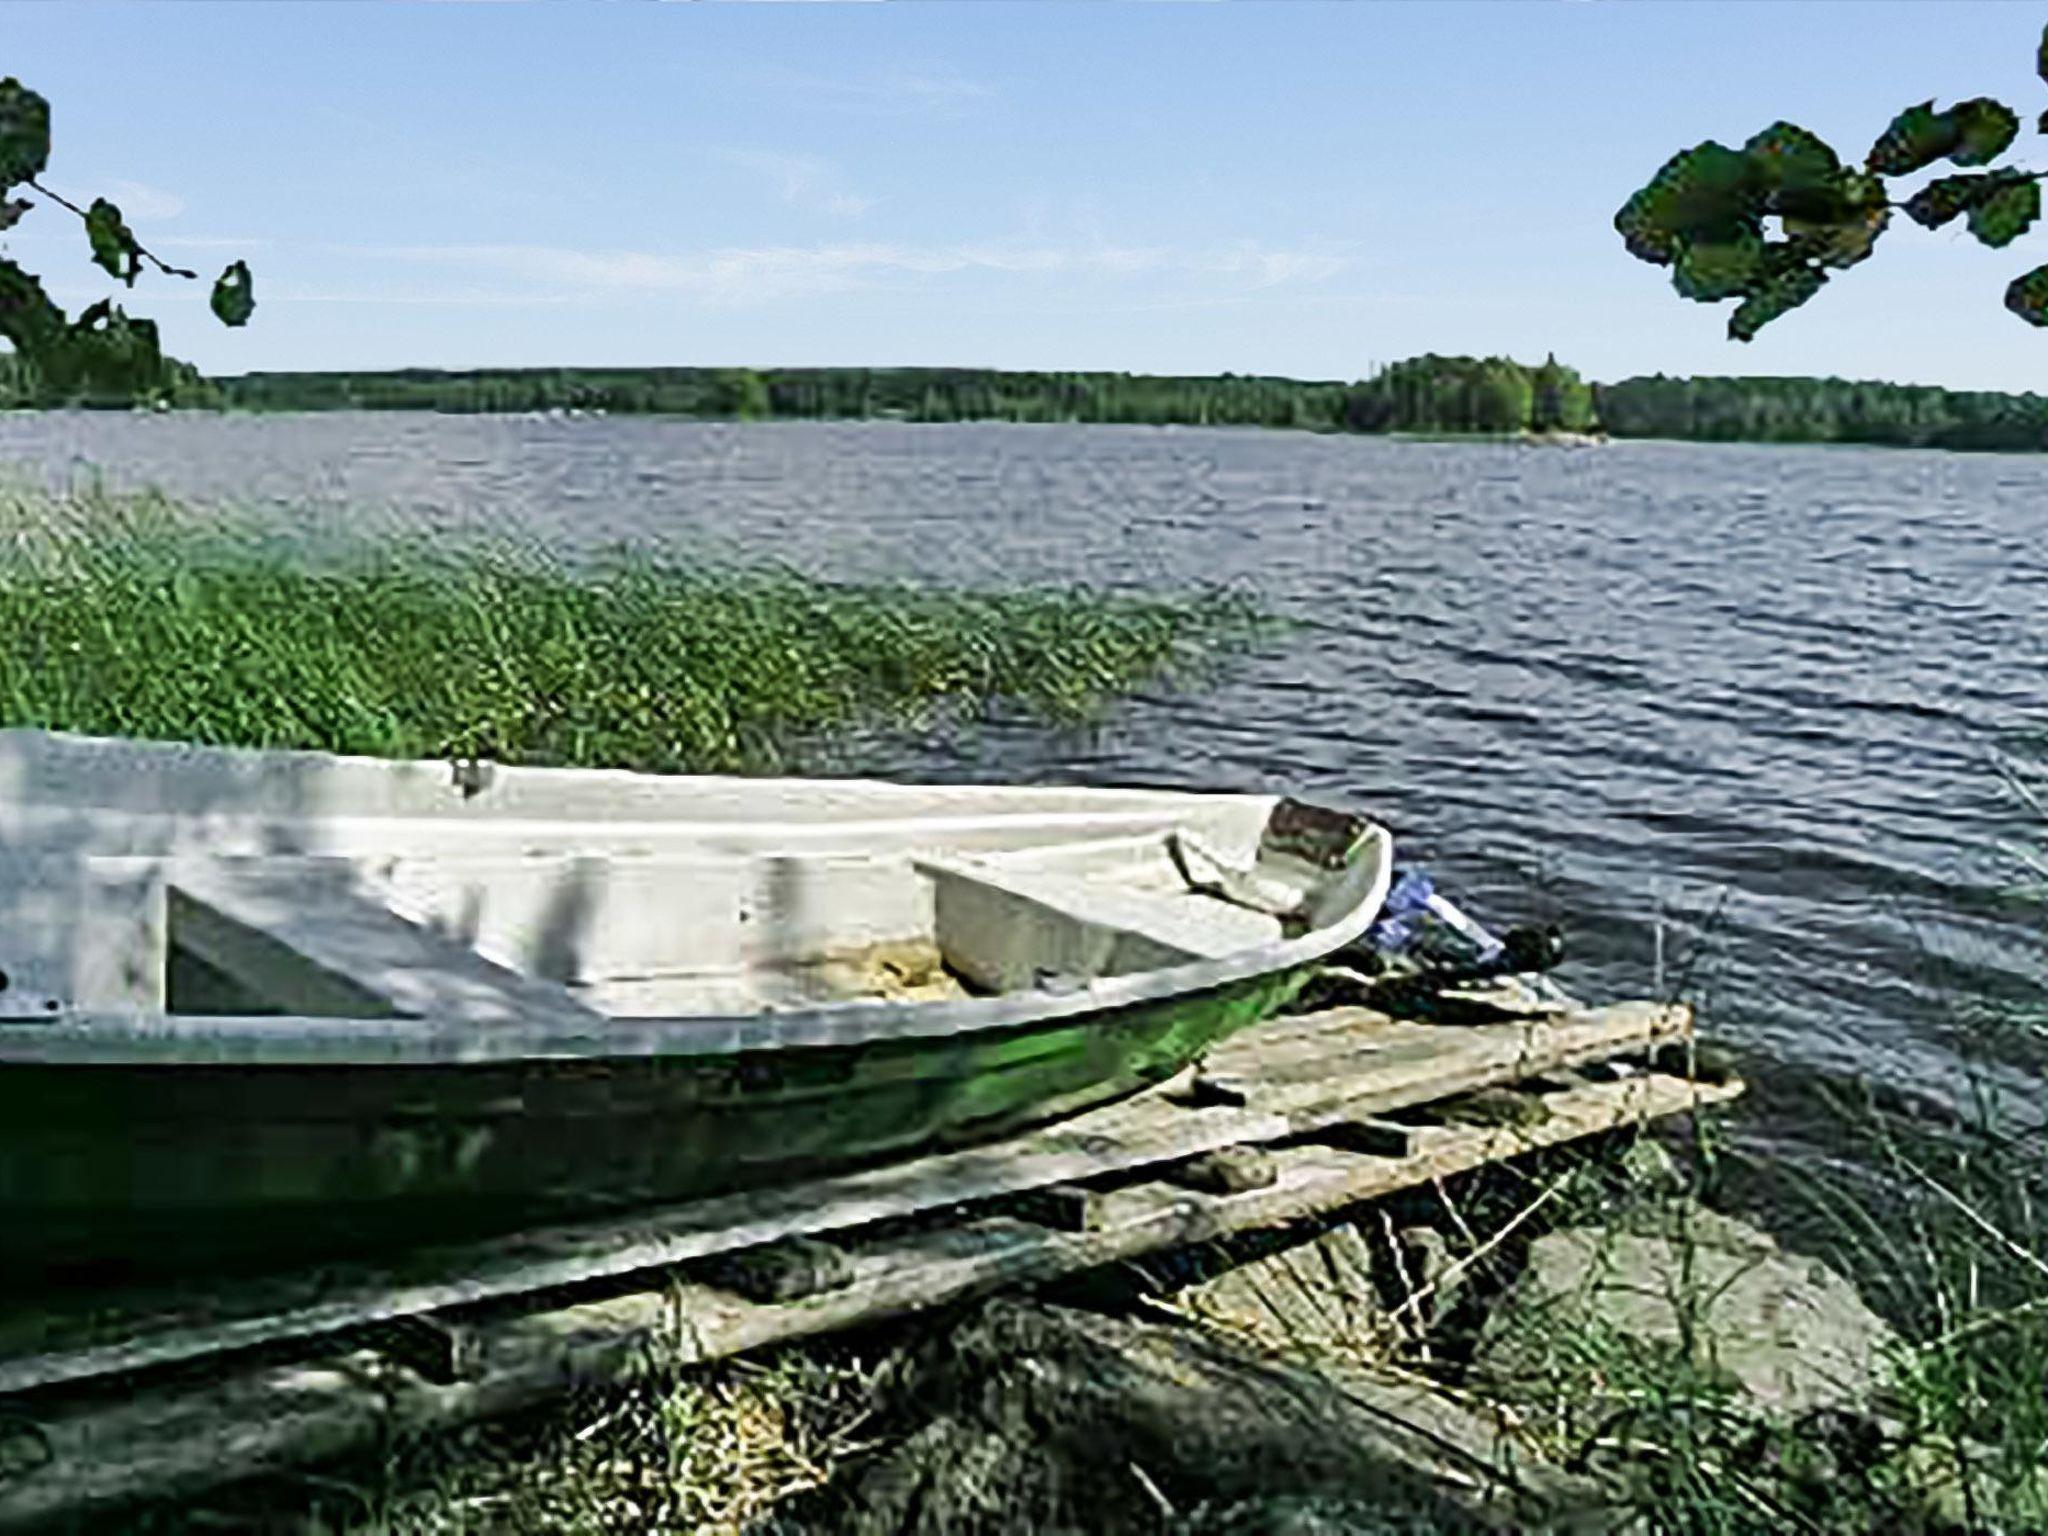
1184,1005,1412,1073
0,1070,1740,1529
0,1000,1689,1398
0,1097,1287,1397
1203,1002,1691,1124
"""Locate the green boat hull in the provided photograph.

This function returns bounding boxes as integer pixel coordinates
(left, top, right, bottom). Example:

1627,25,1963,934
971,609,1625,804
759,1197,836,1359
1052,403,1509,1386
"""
0,964,1311,1287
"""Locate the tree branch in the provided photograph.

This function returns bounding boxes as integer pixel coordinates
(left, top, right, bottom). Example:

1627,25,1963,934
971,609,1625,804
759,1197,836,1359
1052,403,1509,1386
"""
24,177,198,281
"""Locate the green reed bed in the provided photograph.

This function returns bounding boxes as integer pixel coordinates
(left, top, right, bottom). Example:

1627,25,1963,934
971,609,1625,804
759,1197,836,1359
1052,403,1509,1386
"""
0,486,1265,772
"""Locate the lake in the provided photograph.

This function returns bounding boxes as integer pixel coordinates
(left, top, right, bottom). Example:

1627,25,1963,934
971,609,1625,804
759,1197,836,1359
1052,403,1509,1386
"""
1,411,2041,1159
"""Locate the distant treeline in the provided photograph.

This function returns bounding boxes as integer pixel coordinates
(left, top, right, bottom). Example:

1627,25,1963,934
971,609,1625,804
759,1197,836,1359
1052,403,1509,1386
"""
0,349,220,411
206,355,1599,435
11,348,2048,452
1593,373,2048,453
212,366,1365,431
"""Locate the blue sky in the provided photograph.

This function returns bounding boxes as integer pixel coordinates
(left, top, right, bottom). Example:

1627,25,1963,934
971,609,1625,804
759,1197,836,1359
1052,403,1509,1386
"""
6,2,2048,391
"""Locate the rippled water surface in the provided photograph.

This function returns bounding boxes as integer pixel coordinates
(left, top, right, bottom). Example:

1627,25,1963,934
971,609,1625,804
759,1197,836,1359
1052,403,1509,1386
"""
2,412,2043,1141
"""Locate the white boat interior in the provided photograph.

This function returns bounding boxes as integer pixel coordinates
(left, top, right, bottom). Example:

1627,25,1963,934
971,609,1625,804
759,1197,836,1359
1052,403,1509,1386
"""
0,731,1389,1025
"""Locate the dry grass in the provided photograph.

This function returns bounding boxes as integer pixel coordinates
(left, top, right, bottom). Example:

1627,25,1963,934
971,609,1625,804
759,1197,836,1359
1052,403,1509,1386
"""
132,1348,885,1535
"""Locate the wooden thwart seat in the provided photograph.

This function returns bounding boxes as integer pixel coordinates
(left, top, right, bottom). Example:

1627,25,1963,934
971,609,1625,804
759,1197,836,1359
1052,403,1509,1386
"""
166,859,607,1024
918,852,1285,993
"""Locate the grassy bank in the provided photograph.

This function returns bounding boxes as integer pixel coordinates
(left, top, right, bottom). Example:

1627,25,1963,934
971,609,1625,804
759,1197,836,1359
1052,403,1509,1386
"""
0,485,1265,773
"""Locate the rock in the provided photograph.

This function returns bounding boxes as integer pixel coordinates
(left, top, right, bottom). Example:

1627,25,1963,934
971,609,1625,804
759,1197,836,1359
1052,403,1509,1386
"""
1175,1222,1394,1356
1441,1086,1551,1129
1169,1144,1280,1194
1474,1206,1898,1421
700,1235,855,1302
806,1298,1627,1535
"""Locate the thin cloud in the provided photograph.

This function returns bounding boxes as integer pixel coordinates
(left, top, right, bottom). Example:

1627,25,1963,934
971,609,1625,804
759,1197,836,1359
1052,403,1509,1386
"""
711,150,875,218
98,179,185,221
152,234,275,252
266,286,581,307
348,237,1351,305
739,61,995,116
880,66,994,112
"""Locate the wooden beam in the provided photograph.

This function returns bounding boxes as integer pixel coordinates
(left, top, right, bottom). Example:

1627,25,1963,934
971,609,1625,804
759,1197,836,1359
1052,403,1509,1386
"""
0,1070,1741,1529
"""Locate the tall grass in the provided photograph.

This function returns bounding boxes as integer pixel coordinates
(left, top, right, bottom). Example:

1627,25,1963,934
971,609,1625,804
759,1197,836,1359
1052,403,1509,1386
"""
1487,1117,2048,1532
1404,920,2048,1524
0,484,1266,773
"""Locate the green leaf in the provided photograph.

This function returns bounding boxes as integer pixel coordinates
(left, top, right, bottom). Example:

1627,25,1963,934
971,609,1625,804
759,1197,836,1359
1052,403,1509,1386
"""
1904,170,2040,241
1614,141,1761,266
0,78,49,190
1904,173,1990,229
210,260,254,327
1867,101,1961,175
1743,122,1841,203
1778,169,1888,269
1615,191,1683,265
1728,262,1827,341
2039,21,2048,85
2005,263,2048,325
0,197,26,233
84,198,140,286
0,257,64,353
1966,174,2040,248
1948,98,2020,166
1786,206,1889,270
1673,235,1765,301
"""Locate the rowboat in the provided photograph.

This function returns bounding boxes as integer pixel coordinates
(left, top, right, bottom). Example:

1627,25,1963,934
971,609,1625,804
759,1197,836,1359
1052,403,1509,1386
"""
0,730,1393,1283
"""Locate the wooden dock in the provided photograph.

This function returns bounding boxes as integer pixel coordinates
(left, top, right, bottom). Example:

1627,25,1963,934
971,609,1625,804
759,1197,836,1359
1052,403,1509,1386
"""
0,997,1740,1528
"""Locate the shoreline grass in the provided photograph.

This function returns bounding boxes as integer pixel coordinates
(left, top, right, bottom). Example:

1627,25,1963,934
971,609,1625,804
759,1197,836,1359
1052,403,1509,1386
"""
0,485,1269,775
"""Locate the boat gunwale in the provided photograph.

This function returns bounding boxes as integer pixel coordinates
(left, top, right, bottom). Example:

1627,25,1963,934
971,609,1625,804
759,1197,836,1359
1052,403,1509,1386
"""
0,827,1393,1067
0,726,1277,822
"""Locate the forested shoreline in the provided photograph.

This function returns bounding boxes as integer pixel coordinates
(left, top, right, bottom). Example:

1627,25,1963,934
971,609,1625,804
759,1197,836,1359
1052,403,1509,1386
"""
202,354,1601,436
8,348,2048,452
